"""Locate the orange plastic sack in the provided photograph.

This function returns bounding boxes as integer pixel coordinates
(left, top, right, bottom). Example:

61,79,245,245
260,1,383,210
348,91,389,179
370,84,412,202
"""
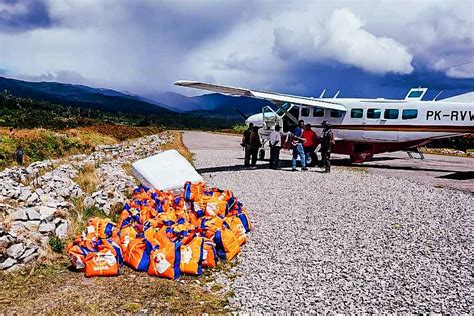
184,181,205,201
67,242,93,270
84,249,119,277
124,237,151,272
225,216,248,246
214,227,240,261
140,206,158,222
179,236,204,275
194,196,227,217
148,242,181,279
200,216,224,239
85,217,116,240
119,225,138,251
202,240,218,268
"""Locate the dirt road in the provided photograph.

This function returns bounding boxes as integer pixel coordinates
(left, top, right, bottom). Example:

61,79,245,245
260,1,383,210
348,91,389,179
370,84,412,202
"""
184,131,473,193
183,131,473,313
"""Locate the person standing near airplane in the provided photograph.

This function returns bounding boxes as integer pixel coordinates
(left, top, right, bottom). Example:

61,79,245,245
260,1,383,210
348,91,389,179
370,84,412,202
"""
320,121,335,173
242,122,254,167
249,126,261,168
269,124,282,169
302,123,318,167
291,120,307,171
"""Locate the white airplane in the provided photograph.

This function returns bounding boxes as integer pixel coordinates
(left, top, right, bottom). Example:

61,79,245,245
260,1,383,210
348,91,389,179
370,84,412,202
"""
175,80,474,163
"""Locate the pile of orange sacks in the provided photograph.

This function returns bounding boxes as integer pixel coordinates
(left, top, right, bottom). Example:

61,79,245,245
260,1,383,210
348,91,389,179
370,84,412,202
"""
66,181,252,278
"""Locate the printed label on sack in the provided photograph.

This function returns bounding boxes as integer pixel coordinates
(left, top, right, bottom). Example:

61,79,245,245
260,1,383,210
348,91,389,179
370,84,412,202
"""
181,246,193,264
237,224,246,235
203,249,208,260
123,236,130,248
92,251,116,268
206,203,218,216
155,253,171,274
87,226,95,234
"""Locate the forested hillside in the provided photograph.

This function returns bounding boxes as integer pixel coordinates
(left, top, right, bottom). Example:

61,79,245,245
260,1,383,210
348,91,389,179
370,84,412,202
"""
0,90,241,130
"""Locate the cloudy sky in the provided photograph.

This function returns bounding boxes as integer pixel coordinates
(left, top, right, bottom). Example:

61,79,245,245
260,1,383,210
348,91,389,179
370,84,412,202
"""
0,0,473,99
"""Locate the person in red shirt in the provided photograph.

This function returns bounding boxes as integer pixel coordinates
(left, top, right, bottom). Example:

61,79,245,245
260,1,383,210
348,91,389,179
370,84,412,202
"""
302,124,318,167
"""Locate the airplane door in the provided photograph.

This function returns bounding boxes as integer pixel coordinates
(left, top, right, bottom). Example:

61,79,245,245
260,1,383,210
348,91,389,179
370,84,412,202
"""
363,109,399,141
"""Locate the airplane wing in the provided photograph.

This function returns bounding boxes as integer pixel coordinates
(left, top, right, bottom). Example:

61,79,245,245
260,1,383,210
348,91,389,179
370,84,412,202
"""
174,80,347,112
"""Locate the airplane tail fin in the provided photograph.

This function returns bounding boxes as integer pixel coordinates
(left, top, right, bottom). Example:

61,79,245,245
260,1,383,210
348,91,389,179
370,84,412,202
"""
439,91,474,103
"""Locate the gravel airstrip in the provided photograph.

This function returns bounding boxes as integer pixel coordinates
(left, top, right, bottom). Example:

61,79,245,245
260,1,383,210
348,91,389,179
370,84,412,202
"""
184,131,473,314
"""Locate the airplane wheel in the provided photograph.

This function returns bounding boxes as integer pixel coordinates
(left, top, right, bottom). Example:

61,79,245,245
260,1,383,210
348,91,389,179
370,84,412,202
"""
258,148,265,161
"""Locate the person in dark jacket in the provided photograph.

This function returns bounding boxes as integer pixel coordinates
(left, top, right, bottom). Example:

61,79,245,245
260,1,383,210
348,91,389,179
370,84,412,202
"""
320,121,335,172
242,123,254,167
16,145,24,165
249,126,261,168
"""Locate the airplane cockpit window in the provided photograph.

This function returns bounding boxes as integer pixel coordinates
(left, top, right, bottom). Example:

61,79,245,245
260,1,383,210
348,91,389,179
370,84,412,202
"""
313,108,324,117
402,109,418,119
330,110,343,118
301,108,310,117
367,108,382,119
384,109,399,119
408,90,423,98
351,108,363,118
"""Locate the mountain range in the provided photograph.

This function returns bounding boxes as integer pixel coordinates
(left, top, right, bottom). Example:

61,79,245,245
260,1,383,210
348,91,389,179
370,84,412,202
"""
0,76,271,117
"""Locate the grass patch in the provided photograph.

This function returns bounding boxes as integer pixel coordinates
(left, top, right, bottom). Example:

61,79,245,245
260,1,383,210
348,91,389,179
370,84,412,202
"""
0,125,165,171
0,262,231,314
74,164,100,194
216,124,247,135
162,131,194,163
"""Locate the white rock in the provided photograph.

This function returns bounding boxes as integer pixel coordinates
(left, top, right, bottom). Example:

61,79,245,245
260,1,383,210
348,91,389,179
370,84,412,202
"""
26,208,41,220
26,192,39,203
39,193,53,203
18,190,31,201
11,209,28,221
25,221,40,232
0,258,17,270
19,247,37,260
7,243,26,259
38,206,56,221
0,236,10,248
38,223,56,234
55,222,68,239
22,251,38,264
83,196,94,208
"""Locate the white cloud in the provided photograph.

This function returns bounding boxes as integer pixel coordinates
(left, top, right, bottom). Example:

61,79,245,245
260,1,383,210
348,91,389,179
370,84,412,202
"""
273,8,414,74
0,0,472,95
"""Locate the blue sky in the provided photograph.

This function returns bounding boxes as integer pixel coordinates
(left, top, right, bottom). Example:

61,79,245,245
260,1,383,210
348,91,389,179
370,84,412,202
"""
0,0,473,99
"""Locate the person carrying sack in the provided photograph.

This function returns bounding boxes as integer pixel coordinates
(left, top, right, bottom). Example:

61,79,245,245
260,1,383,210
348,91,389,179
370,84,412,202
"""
269,124,282,169
320,121,335,173
290,120,307,171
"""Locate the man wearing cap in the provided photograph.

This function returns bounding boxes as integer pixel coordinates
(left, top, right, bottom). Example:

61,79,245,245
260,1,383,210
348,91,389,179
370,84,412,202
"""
320,121,335,173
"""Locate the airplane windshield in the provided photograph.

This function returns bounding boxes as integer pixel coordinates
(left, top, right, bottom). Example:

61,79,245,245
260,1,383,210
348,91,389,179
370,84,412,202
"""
276,103,292,116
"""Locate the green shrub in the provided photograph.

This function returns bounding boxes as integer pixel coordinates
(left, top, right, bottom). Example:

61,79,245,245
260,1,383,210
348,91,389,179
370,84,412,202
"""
48,236,65,253
232,124,247,134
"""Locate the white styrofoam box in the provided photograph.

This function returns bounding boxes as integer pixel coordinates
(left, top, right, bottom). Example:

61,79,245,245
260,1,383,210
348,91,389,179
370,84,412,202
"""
131,149,203,191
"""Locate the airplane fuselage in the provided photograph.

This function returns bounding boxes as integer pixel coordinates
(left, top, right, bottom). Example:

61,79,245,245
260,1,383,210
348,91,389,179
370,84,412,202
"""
247,98,473,162
174,80,473,163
